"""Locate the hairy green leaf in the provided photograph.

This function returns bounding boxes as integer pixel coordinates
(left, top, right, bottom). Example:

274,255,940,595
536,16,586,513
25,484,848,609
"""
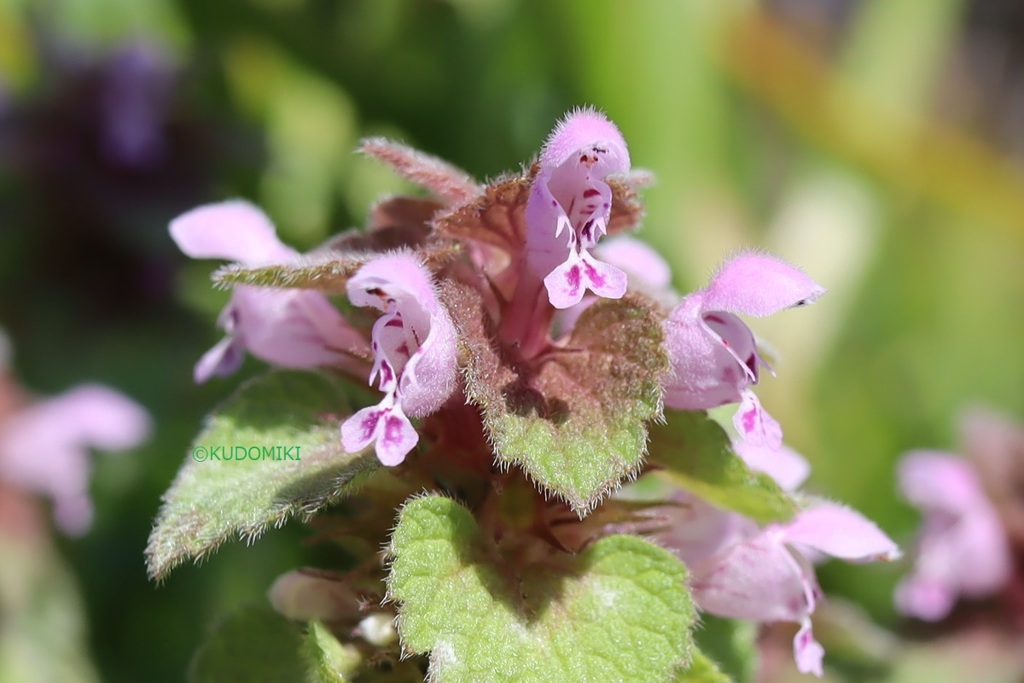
146,371,380,580
446,285,668,514
649,411,798,524
213,253,367,292
387,495,695,682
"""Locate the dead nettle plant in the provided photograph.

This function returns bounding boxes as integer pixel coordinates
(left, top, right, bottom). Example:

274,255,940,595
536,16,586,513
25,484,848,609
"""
148,108,899,683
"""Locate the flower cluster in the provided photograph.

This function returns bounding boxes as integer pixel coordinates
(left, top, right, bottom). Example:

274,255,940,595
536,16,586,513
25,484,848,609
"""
170,108,900,678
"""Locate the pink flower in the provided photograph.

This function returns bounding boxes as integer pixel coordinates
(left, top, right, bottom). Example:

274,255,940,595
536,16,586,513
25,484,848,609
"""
170,201,367,383
662,253,825,449
340,254,457,466
657,441,897,677
691,502,899,677
0,385,151,534
894,451,1012,621
525,108,631,309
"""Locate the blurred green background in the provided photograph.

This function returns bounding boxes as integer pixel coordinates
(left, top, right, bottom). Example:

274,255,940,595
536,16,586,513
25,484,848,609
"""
1,0,1022,681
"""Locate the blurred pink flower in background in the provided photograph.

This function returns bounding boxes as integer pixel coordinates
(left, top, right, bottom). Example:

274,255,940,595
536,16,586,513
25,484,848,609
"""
0,380,151,535
895,450,1014,621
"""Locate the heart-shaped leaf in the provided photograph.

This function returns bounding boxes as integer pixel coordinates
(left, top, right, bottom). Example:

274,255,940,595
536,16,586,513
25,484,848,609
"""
146,371,380,580
446,285,669,514
648,411,798,524
387,495,694,682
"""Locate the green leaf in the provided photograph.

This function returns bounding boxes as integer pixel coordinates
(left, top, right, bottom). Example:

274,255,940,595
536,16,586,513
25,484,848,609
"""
387,495,695,682
213,253,367,291
303,620,361,682
146,371,380,580
212,222,457,292
648,410,798,524
674,649,732,683
189,605,306,683
693,616,758,683
446,285,669,514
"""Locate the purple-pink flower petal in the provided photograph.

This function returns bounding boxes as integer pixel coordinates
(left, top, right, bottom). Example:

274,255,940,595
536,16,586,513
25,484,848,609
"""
692,524,828,677
542,250,627,309
662,250,824,448
193,336,245,384
734,439,810,491
170,201,366,382
346,253,457,418
340,402,418,467
894,451,1012,621
702,253,826,318
782,502,901,562
169,200,295,265
899,450,988,514
341,253,456,466
526,109,633,309
733,390,782,450
794,621,825,677
662,296,750,410
691,528,816,624
539,107,630,174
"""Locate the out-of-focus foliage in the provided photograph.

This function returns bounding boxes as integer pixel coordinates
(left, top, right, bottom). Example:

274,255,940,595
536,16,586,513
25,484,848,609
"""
1,0,1023,681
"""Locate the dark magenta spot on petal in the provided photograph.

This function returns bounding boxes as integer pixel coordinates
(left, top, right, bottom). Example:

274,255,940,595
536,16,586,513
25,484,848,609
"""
566,264,582,296
360,410,383,440
742,407,757,433
584,261,606,289
383,414,406,446
583,188,601,198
